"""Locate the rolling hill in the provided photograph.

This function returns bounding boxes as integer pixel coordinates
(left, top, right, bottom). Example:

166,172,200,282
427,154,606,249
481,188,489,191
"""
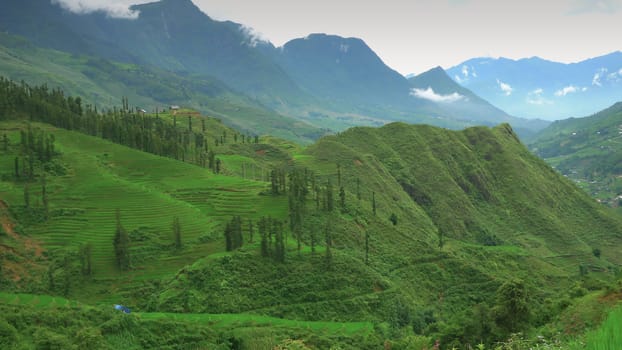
1,79,621,348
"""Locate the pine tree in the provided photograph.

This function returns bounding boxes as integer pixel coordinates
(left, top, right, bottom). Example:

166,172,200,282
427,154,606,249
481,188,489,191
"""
224,222,233,251
356,178,361,200
113,209,131,271
372,191,376,216
248,218,254,243
339,186,346,210
23,183,30,208
41,175,48,219
365,230,369,265
326,179,334,212
173,217,182,249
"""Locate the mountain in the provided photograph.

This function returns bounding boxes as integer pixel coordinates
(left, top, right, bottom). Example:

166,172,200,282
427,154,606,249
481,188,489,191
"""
409,66,550,136
0,32,324,143
274,33,415,112
530,102,622,205
2,80,622,347
447,53,622,120
0,0,309,107
0,0,550,139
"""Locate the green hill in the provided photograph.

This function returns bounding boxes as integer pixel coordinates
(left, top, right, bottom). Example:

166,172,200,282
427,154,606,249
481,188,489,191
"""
530,102,622,206
0,32,324,144
1,80,621,348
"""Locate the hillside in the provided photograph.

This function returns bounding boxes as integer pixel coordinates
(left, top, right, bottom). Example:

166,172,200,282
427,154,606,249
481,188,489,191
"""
0,32,324,144
447,53,622,120
530,102,622,206
1,80,621,348
408,67,550,137
0,0,550,141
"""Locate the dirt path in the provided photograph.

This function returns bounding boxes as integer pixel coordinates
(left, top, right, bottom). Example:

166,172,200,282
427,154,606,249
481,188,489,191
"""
0,199,19,240
0,199,44,258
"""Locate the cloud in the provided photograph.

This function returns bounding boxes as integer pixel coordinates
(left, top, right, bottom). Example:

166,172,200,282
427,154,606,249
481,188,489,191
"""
593,68,608,86
239,24,268,47
410,87,465,103
51,0,140,19
462,65,469,77
497,79,513,96
527,88,553,105
554,85,579,96
569,0,622,14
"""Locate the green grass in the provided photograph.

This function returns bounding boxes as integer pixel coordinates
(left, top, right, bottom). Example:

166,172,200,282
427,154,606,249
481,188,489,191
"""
140,312,373,336
583,305,622,350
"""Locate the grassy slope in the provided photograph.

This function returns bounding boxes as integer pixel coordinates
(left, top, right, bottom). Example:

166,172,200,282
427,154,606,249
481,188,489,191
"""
2,116,622,347
530,102,622,204
0,33,323,143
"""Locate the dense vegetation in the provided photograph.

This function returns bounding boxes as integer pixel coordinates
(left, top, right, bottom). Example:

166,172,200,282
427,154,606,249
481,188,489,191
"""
1,79,621,349
530,102,622,208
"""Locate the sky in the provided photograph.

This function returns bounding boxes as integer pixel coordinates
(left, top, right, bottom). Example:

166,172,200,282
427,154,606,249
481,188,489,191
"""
53,0,622,75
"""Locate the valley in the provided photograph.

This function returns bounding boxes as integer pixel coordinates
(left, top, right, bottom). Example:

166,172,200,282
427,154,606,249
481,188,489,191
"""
0,0,621,349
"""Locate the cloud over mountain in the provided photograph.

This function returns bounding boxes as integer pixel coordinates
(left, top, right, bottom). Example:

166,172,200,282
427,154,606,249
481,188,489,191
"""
410,87,465,103
51,0,140,19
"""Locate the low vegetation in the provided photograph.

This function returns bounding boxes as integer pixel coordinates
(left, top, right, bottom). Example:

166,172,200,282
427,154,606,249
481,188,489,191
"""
1,78,621,348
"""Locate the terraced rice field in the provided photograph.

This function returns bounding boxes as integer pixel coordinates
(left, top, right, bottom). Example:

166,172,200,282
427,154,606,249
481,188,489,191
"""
4,124,287,281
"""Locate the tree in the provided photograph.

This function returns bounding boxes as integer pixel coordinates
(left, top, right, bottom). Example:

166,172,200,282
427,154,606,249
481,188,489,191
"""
41,175,48,219
365,229,369,265
324,219,332,266
389,213,398,226
23,183,30,208
173,217,182,249
438,229,444,251
372,191,376,216
326,179,334,212
493,279,530,334
592,247,601,259
248,218,254,243
113,209,131,271
339,186,346,211
79,243,93,276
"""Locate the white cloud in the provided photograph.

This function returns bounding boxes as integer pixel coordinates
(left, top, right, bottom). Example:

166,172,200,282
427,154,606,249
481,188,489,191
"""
497,79,513,96
593,68,608,86
582,87,588,92
239,24,268,47
51,0,140,19
619,68,622,75
462,65,469,77
527,88,553,105
410,87,465,103
555,85,579,97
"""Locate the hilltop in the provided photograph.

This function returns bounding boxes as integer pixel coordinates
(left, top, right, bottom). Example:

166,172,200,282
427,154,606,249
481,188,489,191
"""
1,79,621,348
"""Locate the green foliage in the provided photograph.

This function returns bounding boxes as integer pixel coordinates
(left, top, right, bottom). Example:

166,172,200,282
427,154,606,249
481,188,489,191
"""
493,279,531,335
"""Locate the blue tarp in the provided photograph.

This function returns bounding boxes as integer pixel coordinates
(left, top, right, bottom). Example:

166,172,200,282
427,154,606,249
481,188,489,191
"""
114,304,131,314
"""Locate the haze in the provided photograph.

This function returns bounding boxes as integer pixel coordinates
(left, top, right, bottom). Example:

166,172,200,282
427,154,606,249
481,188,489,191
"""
53,0,622,75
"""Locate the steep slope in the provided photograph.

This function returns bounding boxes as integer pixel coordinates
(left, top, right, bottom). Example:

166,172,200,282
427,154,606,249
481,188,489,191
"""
2,80,622,347
0,0,309,106
0,0,551,137
275,33,415,112
448,53,622,120
530,102,622,204
409,67,550,136
0,32,324,143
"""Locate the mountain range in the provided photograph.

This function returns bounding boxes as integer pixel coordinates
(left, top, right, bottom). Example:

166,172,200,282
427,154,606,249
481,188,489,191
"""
447,53,622,120
0,0,549,140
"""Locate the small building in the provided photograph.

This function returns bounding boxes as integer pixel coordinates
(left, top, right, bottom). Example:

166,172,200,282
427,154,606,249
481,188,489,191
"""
170,105,180,111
